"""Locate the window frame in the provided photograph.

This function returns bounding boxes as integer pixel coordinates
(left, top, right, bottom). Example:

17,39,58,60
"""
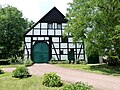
48,23,53,29
57,23,62,29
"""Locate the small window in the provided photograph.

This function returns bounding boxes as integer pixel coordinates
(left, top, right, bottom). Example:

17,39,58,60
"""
57,23,62,29
62,36,68,43
48,23,53,29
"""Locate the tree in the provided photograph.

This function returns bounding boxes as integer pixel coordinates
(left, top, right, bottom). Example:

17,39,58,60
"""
65,0,120,57
0,5,31,58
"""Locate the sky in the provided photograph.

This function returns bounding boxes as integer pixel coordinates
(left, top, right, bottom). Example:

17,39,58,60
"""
0,0,72,22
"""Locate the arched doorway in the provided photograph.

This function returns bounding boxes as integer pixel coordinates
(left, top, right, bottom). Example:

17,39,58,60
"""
32,42,49,63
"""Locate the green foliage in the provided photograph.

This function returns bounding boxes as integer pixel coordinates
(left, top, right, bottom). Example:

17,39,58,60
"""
0,69,4,74
42,72,62,87
49,60,58,64
24,58,33,67
76,60,86,65
12,66,30,78
8,57,24,64
0,73,60,90
8,58,16,64
0,5,33,59
49,57,69,64
65,0,120,57
49,57,57,64
59,60,69,64
0,59,10,65
108,56,120,66
49,60,69,64
60,82,92,90
16,57,24,64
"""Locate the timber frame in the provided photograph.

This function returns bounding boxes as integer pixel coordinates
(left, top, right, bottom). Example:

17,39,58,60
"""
24,7,85,62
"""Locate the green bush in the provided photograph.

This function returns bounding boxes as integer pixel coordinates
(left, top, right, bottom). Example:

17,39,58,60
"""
49,60,69,64
8,58,16,64
24,58,33,67
108,56,120,66
16,57,24,64
76,60,86,64
0,69,4,74
58,60,69,64
49,57,58,64
12,66,30,78
49,60,58,64
8,57,24,64
0,59,10,65
60,82,92,90
42,72,62,87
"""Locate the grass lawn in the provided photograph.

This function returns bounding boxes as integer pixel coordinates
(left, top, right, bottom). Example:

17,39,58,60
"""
56,64,120,76
0,64,24,68
0,73,62,90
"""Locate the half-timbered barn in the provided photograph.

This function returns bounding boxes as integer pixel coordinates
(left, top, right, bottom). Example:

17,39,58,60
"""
24,7,85,63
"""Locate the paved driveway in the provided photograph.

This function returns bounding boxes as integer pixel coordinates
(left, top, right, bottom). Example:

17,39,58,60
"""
2,64,120,90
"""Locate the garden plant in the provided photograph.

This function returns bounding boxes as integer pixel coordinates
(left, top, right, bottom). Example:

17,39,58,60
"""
42,72,62,87
12,66,30,78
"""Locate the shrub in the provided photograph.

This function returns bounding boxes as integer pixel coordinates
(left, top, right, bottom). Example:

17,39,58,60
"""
49,57,58,64
76,60,86,64
12,66,30,78
0,59,10,65
58,60,69,64
16,57,24,64
60,82,92,90
42,72,62,87
8,57,16,64
49,60,58,64
0,69,4,74
8,57,24,64
24,58,33,67
49,60,69,64
108,56,120,66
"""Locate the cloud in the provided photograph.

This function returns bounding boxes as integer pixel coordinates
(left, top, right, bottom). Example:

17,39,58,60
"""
0,0,72,22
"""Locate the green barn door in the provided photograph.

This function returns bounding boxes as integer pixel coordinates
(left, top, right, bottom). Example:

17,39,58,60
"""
33,42,49,63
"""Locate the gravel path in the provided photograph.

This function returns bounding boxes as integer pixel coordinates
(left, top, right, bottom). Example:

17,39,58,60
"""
2,64,120,90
